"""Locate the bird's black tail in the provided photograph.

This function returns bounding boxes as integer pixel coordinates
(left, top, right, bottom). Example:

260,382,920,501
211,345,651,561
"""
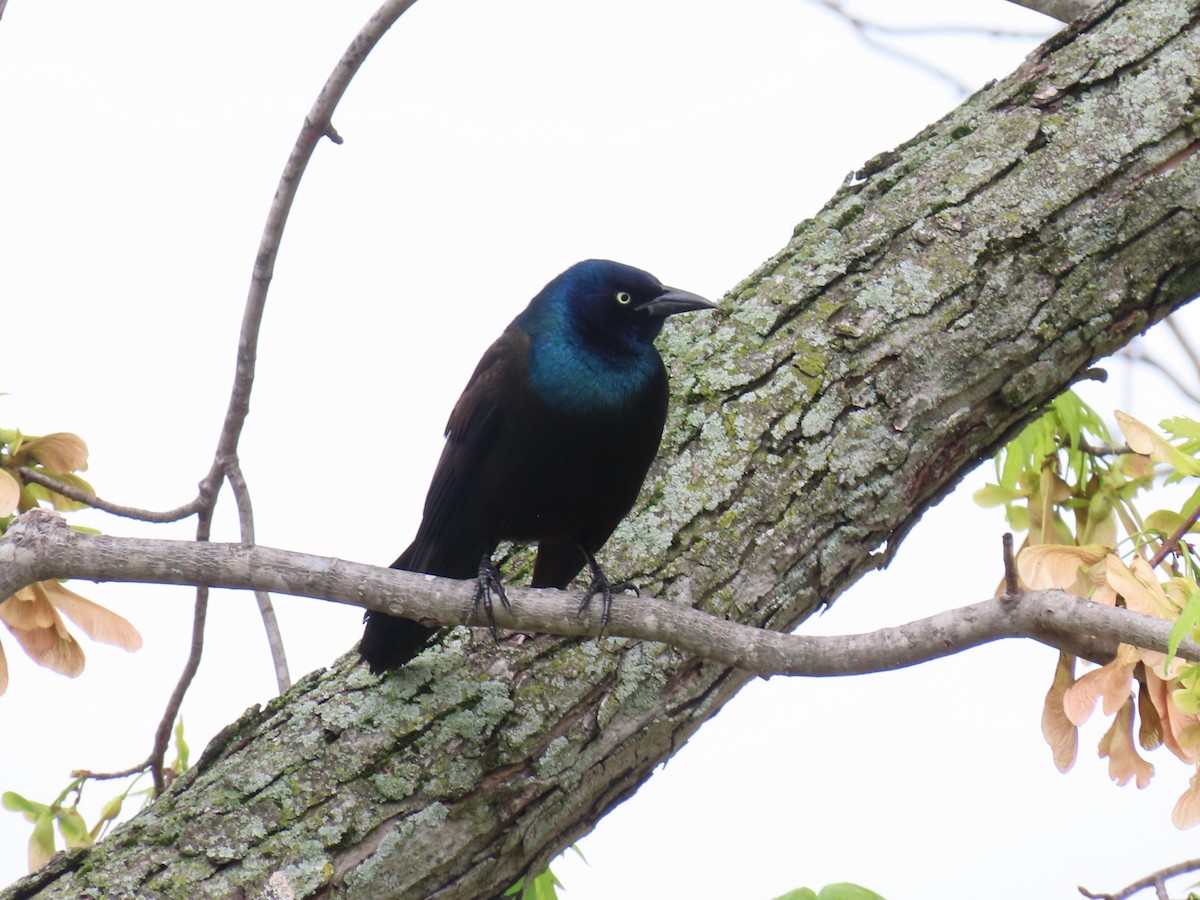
360,606,436,674
359,534,483,673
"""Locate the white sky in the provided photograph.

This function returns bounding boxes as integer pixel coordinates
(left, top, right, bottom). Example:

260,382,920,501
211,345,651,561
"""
2,1,1199,897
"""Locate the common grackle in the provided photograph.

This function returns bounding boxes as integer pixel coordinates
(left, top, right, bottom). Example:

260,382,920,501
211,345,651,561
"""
360,259,714,673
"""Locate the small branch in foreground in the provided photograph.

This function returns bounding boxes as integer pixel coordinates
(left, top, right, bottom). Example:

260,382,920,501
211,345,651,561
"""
1075,439,1131,457
71,761,150,782
1079,856,1200,900
123,0,422,787
17,468,204,523
4,510,1199,678
147,500,217,795
1002,532,1019,597
1148,492,1200,570
225,457,289,692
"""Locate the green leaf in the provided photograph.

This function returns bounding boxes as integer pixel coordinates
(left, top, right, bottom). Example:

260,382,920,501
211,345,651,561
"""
773,891,819,900
55,807,93,848
817,884,887,900
1117,411,1200,477
28,811,55,870
1146,510,1189,536
173,718,190,773
1168,587,1200,672
520,866,564,900
2,792,48,821
1162,416,1200,440
91,793,125,839
973,483,1020,508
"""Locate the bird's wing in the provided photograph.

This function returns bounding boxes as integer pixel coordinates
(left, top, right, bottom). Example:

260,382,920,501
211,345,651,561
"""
443,327,526,446
405,326,530,566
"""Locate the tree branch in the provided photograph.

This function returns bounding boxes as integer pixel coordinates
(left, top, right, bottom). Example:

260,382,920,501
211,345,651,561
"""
108,0,423,779
1079,857,1200,900
2,509,1197,677
225,457,290,692
16,468,204,524
1007,0,1098,23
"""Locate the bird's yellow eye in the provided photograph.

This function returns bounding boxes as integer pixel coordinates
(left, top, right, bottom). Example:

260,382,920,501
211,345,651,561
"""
615,291,632,305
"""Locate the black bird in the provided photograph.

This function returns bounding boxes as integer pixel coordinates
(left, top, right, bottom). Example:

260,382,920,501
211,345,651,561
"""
360,259,714,673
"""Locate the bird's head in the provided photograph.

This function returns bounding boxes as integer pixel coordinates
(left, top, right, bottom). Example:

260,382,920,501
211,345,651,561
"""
521,259,714,354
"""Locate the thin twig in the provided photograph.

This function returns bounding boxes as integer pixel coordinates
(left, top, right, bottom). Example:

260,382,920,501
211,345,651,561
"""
127,0,423,788
148,502,216,794
17,468,204,523
1074,439,1131,458
813,0,1051,38
225,458,290,692
1003,532,1019,597
1079,856,1200,900
1148,493,1200,569
1167,315,1200,379
1125,348,1200,405
810,0,1052,96
71,762,150,782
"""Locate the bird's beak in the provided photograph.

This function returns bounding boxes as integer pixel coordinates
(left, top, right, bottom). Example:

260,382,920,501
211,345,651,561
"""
640,287,717,317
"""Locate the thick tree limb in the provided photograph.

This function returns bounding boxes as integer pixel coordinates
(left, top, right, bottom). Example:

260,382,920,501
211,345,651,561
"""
3,509,1196,677
1008,0,1098,22
4,0,1200,897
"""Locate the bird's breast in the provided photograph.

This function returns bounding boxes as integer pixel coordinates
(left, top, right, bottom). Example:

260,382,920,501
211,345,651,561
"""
526,337,665,417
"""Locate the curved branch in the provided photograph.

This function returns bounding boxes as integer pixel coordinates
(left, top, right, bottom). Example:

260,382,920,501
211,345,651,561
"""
125,0,423,780
225,458,290,692
17,468,204,524
3,510,1197,677
1078,857,1200,900
208,0,420,469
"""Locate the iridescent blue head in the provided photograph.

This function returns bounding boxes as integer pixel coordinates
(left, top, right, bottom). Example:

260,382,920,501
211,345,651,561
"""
518,259,714,413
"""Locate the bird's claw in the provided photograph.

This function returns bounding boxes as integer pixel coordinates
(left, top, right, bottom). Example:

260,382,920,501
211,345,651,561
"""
577,573,637,636
470,556,509,641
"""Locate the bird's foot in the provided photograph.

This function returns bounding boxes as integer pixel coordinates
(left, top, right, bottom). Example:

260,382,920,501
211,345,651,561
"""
577,548,636,636
470,554,510,641
577,572,614,635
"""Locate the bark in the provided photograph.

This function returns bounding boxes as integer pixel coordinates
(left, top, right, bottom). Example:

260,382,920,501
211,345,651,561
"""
5,0,1200,896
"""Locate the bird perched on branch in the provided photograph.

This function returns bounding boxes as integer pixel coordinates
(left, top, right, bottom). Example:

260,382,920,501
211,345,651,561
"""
360,259,715,673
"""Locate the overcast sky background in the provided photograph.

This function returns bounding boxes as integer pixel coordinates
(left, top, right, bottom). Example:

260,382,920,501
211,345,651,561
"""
2,1,1199,897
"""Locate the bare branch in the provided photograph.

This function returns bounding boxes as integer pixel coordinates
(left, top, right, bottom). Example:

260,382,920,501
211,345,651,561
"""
1148,490,1200,569
1079,857,1200,900
123,0,424,775
206,0,420,472
815,0,1052,38
148,508,214,794
3,510,1198,677
17,468,204,523
1003,532,1019,597
1167,314,1200,379
71,762,150,783
1124,347,1200,405
812,0,974,94
225,458,290,692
